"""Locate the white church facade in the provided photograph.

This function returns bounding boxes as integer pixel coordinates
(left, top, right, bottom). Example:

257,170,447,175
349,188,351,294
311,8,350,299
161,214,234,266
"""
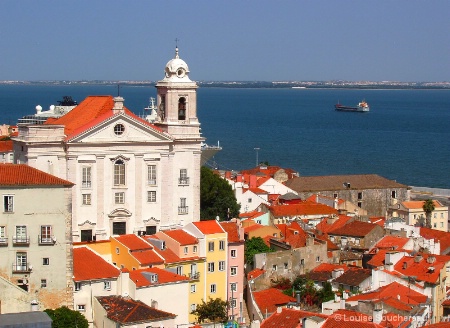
13,48,204,242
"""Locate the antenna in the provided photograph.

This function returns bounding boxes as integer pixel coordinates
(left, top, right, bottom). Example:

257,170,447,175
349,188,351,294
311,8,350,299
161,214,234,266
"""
175,38,179,47
117,84,121,97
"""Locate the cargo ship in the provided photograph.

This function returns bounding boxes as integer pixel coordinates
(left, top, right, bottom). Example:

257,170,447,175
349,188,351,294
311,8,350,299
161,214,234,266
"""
335,100,370,112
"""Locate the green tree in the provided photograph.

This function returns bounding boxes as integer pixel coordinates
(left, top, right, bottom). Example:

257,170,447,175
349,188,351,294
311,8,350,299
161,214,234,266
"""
191,297,228,324
200,166,240,220
423,199,435,228
245,237,273,267
318,281,335,303
44,306,89,328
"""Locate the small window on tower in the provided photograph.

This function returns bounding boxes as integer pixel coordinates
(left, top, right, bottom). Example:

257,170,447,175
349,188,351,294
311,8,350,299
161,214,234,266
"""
178,97,186,120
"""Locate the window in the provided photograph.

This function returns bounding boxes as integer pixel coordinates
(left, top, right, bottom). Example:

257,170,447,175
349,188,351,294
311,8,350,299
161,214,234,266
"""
82,194,91,205
248,198,252,203
208,241,215,252
219,240,225,250
15,252,27,271
190,304,196,312
316,256,320,262
146,226,157,235
358,202,362,208
112,222,126,235
0,226,7,244
176,266,183,275
43,258,49,265
231,249,237,258
193,245,198,253
115,247,120,254
441,222,444,228
358,192,363,200
41,279,47,288
178,97,186,120
75,282,81,291
114,159,126,186
147,165,157,185
115,192,125,204
82,167,92,188
230,298,237,308
3,195,13,212
104,281,111,290
15,225,28,244
179,169,189,185
147,191,156,203
114,124,125,135
77,305,86,312
219,261,225,271
334,193,338,199
210,284,216,293
284,262,288,269
208,262,215,272
230,266,237,276
391,190,397,198
40,225,53,244
179,198,188,214
301,259,305,265
230,283,237,292
184,246,188,254
190,284,196,293
272,264,277,271
80,229,92,242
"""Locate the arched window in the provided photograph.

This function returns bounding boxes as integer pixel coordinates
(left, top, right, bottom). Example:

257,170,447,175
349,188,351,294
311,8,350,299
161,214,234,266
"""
114,159,125,186
178,97,186,120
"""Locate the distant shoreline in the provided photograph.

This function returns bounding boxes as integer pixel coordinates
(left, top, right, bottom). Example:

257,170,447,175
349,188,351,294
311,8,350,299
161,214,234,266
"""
1,80,449,90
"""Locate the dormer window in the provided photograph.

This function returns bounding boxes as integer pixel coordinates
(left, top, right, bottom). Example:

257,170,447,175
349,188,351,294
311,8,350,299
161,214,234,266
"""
178,97,186,120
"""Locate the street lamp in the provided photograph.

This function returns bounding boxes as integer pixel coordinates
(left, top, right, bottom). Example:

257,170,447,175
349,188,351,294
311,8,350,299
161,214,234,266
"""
254,148,260,167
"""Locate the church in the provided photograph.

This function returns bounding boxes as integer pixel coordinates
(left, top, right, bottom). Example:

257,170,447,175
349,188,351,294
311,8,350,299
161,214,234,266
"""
13,47,204,242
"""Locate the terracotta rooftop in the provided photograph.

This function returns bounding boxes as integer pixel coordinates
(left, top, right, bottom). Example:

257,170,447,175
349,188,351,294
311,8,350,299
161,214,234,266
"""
375,235,410,250
392,253,450,284
316,215,354,234
285,174,408,192
333,267,371,287
269,203,338,217
0,140,13,152
329,220,381,237
247,268,265,280
420,227,450,254
128,267,189,287
322,309,384,328
96,295,175,324
0,163,74,186
114,234,153,251
192,220,225,234
261,308,328,328
253,288,296,314
401,200,442,209
162,229,198,245
220,222,243,243
73,247,120,282
240,165,298,179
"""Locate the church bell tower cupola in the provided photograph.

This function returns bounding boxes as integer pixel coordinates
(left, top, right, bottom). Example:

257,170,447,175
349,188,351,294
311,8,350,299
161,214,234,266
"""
155,47,202,141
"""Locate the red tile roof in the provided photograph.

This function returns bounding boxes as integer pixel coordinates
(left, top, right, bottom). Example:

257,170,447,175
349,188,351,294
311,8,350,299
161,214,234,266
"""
193,220,225,234
333,267,371,286
73,247,120,281
420,227,450,254
316,215,354,234
253,288,296,314
312,263,349,273
247,268,265,280
375,236,410,250
329,220,381,237
240,166,298,179
162,229,198,245
0,164,74,186
261,308,328,328
402,200,442,209
44,96,164,140
96,295,176,324
114,234,153,251
0,140,13,152
131,249,165,266
220,222,243,243
270,203,338,217
322,310,384,328
128,267,189,287
392,253,450,284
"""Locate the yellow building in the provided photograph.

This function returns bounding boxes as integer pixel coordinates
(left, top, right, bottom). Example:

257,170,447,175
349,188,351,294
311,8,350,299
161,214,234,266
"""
388,200,448,231
184,220,228,320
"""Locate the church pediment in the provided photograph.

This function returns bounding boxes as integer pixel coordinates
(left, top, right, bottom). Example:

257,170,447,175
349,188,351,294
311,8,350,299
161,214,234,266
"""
68,113,173,143
143,216,160,224
108,208,132,218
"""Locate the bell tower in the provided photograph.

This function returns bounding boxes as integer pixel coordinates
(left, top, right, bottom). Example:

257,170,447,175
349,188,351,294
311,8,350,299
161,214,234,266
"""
154,47,202,141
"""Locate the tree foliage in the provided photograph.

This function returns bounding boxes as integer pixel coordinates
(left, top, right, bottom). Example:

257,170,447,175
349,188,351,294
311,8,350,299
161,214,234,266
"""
422,199,435,228
191,297,228,324
44,306,89,328
200,166,240,220
245,237,273,267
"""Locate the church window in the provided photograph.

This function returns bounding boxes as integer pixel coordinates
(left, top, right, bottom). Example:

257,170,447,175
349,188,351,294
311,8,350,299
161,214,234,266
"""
179,169,189,185
114,160,126,186
147,165,157,185
82,167,92,188
160,95,166,120
82,194,91,205
114,124,125,136
115,192,125,204
178,97,186,120
147,191,156,203
112,222,126,235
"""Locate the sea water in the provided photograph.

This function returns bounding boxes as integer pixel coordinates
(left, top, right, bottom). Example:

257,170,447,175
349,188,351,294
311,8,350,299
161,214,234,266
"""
0,85,449,188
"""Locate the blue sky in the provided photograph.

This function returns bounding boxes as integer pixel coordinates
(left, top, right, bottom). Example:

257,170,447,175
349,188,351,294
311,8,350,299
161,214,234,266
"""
1,1,449,82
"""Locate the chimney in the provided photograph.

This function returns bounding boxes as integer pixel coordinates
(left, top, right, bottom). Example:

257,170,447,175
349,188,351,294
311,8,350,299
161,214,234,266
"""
372,303,383,324
30,300,39,311
250,175,257,188
276,306,282,314
112,96,125,114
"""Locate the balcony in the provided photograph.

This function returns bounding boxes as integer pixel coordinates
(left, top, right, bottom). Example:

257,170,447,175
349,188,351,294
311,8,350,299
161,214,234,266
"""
39,235,55,245
148,179,157,186
178,177,190,186
12,263,32,273
13,236,30,246
0,237,8,246
178,206,189,215
188,272,200,280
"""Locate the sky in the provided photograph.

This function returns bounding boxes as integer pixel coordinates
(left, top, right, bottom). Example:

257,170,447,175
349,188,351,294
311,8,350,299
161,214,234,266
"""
1,1,449,82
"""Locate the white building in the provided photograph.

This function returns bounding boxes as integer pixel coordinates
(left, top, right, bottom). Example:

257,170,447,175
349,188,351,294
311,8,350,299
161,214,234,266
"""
13,47,203,241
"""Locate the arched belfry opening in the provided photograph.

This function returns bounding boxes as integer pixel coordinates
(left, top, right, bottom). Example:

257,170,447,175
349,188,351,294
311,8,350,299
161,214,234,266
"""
178,97,186,120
